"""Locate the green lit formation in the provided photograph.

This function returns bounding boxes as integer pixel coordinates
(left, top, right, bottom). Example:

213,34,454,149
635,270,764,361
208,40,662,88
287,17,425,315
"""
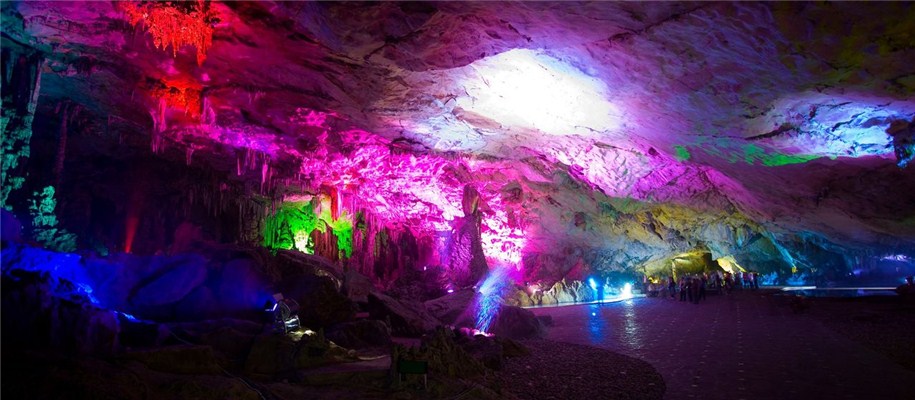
315,205,355,258
262,199,354,258
263,200,320,252
673,145,691,162
742,144,818,166
1,107,32,210
29,186,77,252
693,138,822,167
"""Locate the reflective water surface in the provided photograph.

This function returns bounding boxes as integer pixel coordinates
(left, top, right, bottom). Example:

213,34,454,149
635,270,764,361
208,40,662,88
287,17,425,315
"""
528,292,914,399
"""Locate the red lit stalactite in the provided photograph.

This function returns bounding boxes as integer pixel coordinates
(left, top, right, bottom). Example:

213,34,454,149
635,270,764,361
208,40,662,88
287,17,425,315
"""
121,0,218,65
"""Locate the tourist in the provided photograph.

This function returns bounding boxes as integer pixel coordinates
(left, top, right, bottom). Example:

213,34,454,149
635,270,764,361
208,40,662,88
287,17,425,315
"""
679,277,688,302
668,276,677,299
686,277,695,303
699,275,707,301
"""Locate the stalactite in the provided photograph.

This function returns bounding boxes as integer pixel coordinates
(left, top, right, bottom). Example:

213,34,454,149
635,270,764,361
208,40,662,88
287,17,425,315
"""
150,97,167,154
329,186,340,220
201,95,216,125
120,0,217,65
52,102,72,188
260,158,268,193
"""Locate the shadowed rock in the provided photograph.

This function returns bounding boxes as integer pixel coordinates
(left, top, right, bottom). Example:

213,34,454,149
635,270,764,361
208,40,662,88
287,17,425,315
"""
367,292,440,337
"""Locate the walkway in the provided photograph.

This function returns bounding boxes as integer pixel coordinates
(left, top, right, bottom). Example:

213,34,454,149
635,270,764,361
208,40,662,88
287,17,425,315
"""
529,291,914,400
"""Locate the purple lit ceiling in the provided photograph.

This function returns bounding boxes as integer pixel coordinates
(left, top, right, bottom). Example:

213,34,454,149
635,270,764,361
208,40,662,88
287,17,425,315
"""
5,1,915,276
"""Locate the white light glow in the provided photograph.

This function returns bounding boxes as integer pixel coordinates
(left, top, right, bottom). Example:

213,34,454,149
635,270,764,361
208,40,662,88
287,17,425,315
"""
621,283,633,300
456,49,621,135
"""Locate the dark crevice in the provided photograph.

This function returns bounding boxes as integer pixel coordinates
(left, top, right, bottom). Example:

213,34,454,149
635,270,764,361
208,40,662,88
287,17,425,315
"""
603,3,715,45
747,123,796,141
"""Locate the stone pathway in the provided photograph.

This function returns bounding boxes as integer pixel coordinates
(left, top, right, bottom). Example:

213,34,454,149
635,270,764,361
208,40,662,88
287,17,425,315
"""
529,291,914,400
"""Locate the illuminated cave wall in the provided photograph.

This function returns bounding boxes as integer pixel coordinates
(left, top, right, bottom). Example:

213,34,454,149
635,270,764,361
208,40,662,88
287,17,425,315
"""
2,1,914,291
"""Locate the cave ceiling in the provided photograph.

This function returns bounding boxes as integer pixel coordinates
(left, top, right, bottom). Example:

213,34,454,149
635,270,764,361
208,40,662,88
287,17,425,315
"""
4,1,915,270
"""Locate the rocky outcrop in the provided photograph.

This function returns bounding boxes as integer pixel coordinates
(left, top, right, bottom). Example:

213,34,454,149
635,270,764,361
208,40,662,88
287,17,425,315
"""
277,273,356,328
0,243,364,326
424,289,543,339
367,292,441,337
342,269,376,303
444,185,489,287
533,279,596,305
459,334,504,370
125,345,224,375
269,250,344,289
396,327,486,379
326,319,392,349
424,289,477,326
488,305,544,340
2,271,121,356
243,333,299,378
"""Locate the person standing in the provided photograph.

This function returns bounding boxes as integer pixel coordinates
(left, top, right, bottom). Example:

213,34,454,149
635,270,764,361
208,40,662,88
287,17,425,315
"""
686,277,694,303
699,275,707,301
679,277,688,302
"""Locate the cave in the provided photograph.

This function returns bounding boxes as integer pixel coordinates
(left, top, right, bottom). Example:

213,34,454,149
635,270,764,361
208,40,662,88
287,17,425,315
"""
2,1,914,399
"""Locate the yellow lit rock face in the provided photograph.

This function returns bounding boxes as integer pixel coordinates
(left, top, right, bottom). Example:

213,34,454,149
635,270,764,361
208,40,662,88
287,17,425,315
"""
716,256,744,274
634,249,704,278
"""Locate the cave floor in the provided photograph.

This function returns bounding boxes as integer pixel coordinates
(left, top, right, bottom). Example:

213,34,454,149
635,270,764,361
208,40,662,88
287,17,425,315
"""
529,290,914,400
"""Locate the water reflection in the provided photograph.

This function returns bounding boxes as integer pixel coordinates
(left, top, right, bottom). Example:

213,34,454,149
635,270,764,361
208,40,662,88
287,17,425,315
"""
587,303,608,344
621,299,643,350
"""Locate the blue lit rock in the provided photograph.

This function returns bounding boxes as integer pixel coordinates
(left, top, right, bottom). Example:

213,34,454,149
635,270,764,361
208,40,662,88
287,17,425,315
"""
129,255,208,307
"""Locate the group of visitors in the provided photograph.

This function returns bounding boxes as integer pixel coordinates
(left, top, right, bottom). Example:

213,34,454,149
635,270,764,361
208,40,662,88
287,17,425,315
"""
642,270,762,303
721,271,760,292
